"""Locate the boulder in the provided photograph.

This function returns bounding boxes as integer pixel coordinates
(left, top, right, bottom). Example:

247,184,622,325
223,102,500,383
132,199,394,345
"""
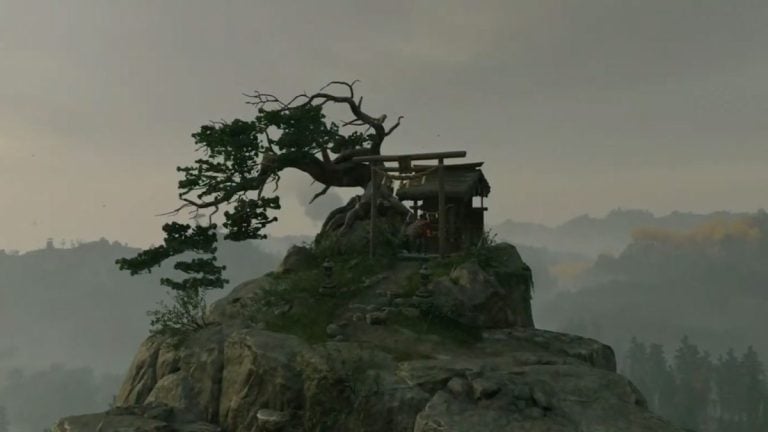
206,277,277,323
276,245,316,274
53,413,172,432
256,408,291,431
365,311,388,325
325,323,343,338
314,209,406,258
425,260,533,328
53,407,221,432
414,364,676,432
91,321,681,432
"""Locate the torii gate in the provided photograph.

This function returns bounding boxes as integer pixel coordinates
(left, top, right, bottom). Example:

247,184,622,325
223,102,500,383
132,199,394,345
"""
352,150,467,258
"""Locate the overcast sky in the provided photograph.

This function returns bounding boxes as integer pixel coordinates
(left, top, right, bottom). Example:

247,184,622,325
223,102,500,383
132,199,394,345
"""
1,0,767,252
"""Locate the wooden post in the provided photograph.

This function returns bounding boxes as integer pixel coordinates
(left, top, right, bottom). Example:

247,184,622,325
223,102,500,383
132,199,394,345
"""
369,164,376,259
350,150,471,259
438,158,446,257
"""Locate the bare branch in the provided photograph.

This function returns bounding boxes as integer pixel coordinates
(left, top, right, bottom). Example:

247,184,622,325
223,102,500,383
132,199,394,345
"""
332,147,376,164
244,80,399,154
208,206,220,225
319,80,360,98
159,83,402,220
321,147,332,163
156,203,192,217
308,184,332,205
385,116,405,136
341,119,367,128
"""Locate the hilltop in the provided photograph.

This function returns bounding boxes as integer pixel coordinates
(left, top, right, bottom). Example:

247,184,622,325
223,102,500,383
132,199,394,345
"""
53,230,682,432
493,208,756,257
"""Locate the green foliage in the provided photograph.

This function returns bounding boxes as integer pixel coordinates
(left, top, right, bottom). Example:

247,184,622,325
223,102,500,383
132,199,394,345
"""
147,288,211,338
222,196,281,241
258,105,348,152
115,223,220,276
389,308,482,347
258,256,391,343
738,346,768,430
413,233,534,301
623,336,768,432
465,229,499,268
116,91,376,337
116,223,226,337
672,335,712,430
260,270,339,343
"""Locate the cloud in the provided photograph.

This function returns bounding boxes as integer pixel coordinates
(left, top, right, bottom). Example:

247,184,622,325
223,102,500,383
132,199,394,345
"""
1,0,768,250
294,183,345,224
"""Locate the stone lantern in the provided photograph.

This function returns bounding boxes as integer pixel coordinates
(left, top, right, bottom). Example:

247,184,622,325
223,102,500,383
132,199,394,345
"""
414,264,433,298
319,258,337,296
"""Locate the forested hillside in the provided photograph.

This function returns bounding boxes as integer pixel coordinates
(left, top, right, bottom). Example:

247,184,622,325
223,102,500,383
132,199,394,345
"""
0,237,278,373
494,209,754,257
536,213,768,365
621,336,768,432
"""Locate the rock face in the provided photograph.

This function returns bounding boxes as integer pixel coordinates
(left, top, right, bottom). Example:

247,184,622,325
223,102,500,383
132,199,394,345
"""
276,245,316,274
429,260,533,328
52,402,221,432
55,242,683,432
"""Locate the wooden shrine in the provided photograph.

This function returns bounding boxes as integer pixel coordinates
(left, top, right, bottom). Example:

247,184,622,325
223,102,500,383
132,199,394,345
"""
352,151,491,257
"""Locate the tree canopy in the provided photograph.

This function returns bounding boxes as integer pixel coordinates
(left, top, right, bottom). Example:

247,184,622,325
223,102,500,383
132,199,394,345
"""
116,81,404,334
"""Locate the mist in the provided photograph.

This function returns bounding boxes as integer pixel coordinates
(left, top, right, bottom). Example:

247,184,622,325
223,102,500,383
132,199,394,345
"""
2,1,768,431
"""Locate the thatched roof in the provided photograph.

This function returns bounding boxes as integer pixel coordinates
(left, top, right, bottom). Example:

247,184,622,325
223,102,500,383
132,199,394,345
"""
396,162,490,201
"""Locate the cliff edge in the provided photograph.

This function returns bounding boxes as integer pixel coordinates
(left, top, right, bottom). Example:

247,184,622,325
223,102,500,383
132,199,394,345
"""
54,243,683,432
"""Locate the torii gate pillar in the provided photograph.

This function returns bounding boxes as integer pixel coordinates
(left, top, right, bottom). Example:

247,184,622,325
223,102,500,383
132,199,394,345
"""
353,150,466,259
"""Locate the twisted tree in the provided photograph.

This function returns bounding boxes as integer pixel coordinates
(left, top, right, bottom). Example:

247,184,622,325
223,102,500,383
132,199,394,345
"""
116,81,406,334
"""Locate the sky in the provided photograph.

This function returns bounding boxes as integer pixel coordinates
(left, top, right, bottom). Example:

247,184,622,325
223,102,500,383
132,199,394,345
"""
1,0,767,252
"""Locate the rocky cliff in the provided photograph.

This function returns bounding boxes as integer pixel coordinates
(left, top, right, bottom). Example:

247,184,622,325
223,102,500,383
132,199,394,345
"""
54,243,683,432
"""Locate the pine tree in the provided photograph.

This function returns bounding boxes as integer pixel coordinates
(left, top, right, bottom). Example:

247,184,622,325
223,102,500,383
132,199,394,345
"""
646,343,677,417
671,335,713,430
623,337,650,397
714,348,741,429
739,346,768,431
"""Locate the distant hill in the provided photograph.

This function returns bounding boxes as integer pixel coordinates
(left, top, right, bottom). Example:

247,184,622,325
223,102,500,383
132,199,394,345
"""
493,208,756,257
535,212,768,361
0,237,281,375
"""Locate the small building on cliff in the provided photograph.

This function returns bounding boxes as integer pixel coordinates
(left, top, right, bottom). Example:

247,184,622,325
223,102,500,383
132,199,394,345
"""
396,162,491,254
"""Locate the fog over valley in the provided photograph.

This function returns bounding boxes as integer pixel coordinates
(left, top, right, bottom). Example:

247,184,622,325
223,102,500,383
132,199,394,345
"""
2,1,767,431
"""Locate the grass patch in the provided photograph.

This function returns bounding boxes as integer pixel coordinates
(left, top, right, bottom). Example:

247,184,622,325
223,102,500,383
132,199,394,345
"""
263,299,339,343
390,310,483,348
257,255,393,344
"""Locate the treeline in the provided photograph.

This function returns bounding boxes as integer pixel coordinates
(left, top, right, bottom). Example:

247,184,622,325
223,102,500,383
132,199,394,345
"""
622,336,768,432
493,209,755,257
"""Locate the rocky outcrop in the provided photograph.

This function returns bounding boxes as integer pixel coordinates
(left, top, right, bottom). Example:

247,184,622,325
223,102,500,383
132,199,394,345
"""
428,260,533,328
52,402,221,432
55,243,683,431
276,245,316,274
60,323,680,432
